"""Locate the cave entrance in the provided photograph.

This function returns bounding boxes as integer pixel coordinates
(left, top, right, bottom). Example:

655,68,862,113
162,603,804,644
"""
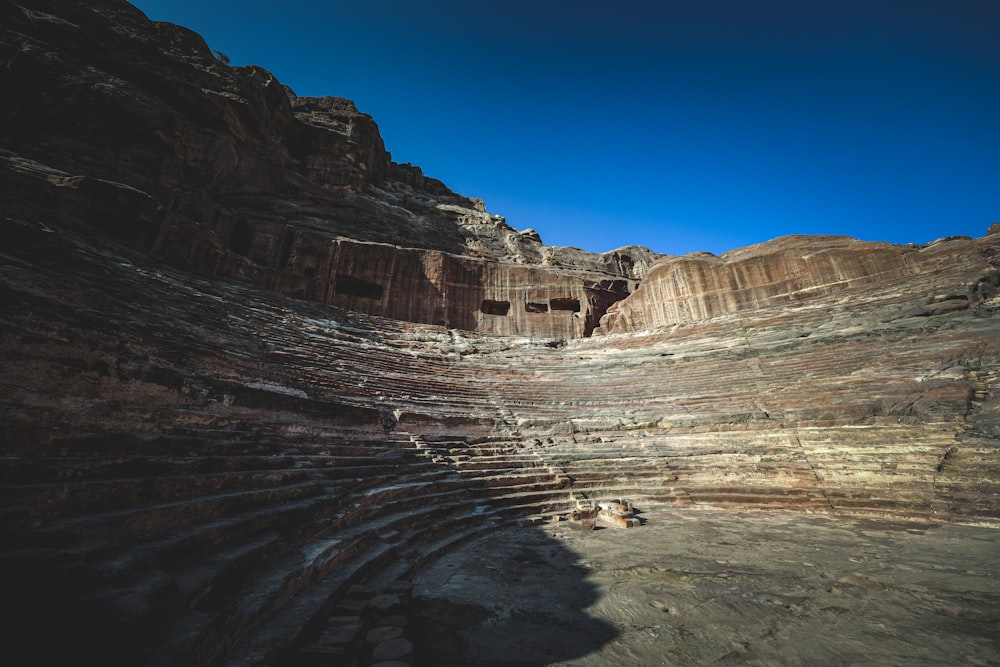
481,300,511,316
550,297,581,312
335,275,384,300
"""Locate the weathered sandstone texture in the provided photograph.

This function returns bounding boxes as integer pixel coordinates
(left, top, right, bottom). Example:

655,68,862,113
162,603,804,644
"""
1,1,998,666
602,234,998,333
0,0,657,340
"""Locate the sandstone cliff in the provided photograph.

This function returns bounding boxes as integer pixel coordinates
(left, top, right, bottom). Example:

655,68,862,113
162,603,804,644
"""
0,0,660,341
602,233,1000,332
1,1,999,666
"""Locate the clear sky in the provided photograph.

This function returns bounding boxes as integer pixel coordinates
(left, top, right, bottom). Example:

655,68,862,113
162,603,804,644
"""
130,0,999,256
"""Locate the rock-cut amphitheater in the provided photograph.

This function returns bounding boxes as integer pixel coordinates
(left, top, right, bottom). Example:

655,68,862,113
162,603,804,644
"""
2,2,999,666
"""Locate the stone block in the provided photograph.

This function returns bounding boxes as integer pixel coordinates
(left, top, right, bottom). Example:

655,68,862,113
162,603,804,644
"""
372,637,414,662
367,593,401,614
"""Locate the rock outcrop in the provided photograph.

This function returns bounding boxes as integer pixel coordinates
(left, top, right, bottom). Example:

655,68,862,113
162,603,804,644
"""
1,1,998,666
0,0,658,341
601,234,999,333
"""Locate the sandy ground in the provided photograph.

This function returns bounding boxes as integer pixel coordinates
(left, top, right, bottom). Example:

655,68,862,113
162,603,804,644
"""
410,510,1000,666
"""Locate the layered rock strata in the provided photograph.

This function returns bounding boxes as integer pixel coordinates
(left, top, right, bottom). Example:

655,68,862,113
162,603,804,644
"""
0,0,658,340
602,234,998,333
2,212,997,666
1,1,999,666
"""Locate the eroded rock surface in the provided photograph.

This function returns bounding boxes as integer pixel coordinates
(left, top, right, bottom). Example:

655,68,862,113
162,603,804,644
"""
1,1,999,666
601,234,1000,333
0,0,658,340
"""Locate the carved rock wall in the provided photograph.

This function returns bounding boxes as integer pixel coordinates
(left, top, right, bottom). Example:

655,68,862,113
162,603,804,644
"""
602,234,1000,333
155,224,638,339
0,0,653,340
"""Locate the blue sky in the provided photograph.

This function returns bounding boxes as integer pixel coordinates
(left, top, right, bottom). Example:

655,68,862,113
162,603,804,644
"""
131,0,999,255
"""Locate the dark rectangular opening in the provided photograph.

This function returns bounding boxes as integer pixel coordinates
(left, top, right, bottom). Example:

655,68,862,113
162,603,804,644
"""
229,219,251,255
277,228,296,268
550,297,581,312
335,274,384,300
481,299,510,316
525,302,549,313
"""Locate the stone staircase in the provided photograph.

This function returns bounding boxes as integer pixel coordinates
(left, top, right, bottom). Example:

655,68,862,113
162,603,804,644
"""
0,426,589,666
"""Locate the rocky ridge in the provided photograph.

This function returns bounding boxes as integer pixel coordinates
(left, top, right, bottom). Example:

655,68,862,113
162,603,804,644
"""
1,1,999,666
0,0,660,341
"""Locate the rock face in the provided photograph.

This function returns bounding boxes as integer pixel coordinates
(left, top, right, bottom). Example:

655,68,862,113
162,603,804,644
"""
0,0,658,341
601,234,999,333
1,2,999,666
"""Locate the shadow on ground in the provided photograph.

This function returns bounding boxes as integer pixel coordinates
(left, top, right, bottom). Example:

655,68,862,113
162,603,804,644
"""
411,523,619,666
